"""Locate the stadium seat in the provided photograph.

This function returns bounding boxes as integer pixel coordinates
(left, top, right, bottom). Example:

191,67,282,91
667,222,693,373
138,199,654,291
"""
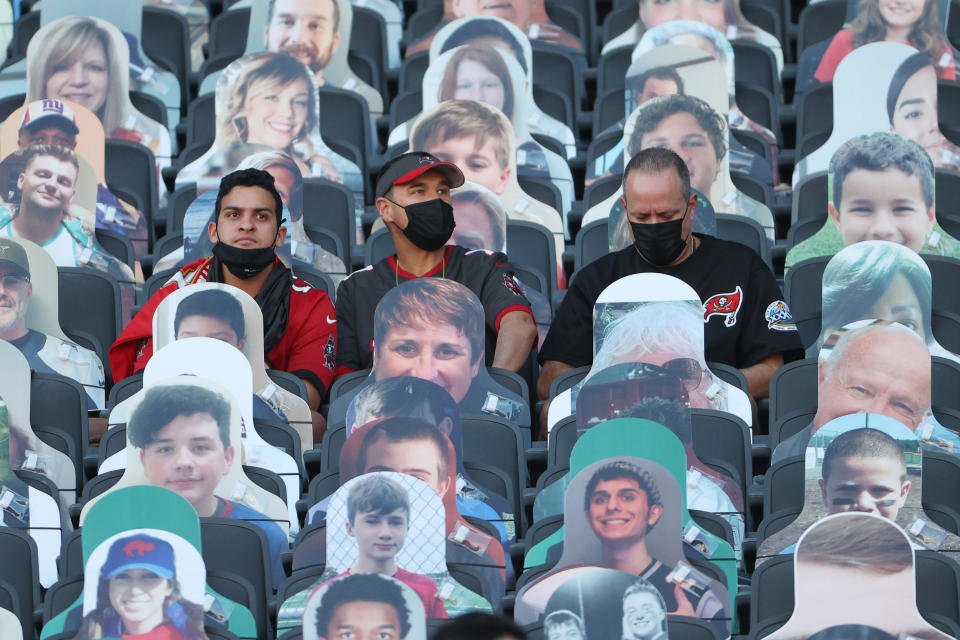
206,7,248,63
574,218,608,272
506,220,561,296
789,172,828,225
142,6,191,112
782,257,829,348
464,460,525,536
460,413,528,493
767,358,819,433
733,41,782,106
105,139,159,222
716,213,772,269
794,84,833,146
200,518,272,639
518,176,564,217
689,409,752,504
596,45,632,97
547,415,577,470
532,42,584,124
397,51,429,94
796,0,847,55
57,267,122,375
730,171,774,210
31,372,91,470
94,228,136,272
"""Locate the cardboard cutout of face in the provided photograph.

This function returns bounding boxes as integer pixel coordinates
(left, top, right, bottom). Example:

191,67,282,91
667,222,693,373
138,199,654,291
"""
342,376,515,541
0,237,106,409
302,573,427,640
40,485,259,640
818,240,949,355
22,16,173,169
41,0,183,129
407,99,567,272
101,336,303,539
787,132,960,269
1,100,149,258
622,93,775,238
764,512,954,640
164,147,346,276
547,273,754,433
247,0,384,118
799,0,953,89
0,340,77,506
516,450,731,634
178,51,366,233
326,278,529,430
759,414,960,560
419,45,575,214
544,569,668,640
142,0,210,73
80,375,290,545
526,419,738,609
602,0,783,74
796,42,960,184
630,23,780,182
405,0,583,58
0,144,138,322
427,16,576,158
772,320,960,464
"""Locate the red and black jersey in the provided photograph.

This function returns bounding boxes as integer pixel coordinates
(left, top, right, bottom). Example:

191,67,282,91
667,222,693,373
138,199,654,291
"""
109,257,337,396
335,245,533,374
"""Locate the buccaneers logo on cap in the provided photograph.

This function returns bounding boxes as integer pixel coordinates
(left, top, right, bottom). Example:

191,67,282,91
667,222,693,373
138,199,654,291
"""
703,286,743,327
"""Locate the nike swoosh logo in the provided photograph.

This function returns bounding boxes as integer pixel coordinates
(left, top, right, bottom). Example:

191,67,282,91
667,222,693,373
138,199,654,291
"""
326,316,336,324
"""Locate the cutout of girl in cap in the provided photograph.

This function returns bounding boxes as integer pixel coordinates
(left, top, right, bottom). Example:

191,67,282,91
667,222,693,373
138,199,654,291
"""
73,533,208,640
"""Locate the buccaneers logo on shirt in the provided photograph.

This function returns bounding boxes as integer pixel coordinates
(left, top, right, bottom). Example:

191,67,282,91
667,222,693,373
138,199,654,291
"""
703,286,743,327
503,273,524,296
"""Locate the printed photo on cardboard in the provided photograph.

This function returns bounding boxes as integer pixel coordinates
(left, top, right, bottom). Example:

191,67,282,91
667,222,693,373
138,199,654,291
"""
0,144,138,304
161,146,345,276
515,453,731,633
327,277,531,430
770,321,960,465
787,132,960,269
407,99,567,277
340,376,515,542
23,16,173,168
42,485,259,640
547,273,754,433
79,375,291,588
602,0,783,73
622,93,774,237
630,23,780,185
177,50,365,231
405,0,583,57
0,237,106,409
0,394,63,589
302,573,427,640
74,528,209,640
764,512,955,640
818,240,958,363
335,417,510,603
41,0,183,129
243,0,384,118
797,0,955,91
280,470,494,633
543,568,669,640
427,16,576,157
1,100,149,258
0,340,77,507
796,42,960,184
759,415,960,560
418,45,575,215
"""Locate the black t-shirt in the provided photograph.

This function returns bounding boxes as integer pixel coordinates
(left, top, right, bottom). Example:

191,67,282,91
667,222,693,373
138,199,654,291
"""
335,245,533,372
539,235,803,369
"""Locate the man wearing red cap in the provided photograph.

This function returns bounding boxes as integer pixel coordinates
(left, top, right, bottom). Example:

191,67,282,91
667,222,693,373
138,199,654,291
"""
334,151,537,375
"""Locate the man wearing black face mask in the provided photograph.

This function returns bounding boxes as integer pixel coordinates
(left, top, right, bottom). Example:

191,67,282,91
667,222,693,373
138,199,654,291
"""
334,152,537,375
538,148,801,427
110,169,337,418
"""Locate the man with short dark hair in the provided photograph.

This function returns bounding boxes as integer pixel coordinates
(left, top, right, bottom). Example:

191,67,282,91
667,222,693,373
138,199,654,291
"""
538,148,800,418
110,169,337,430
335,152,536,376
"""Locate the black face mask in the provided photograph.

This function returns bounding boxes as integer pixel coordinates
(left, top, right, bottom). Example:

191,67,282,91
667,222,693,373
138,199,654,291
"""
212,218,284,279
389,198,456,251
630,208,689,266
